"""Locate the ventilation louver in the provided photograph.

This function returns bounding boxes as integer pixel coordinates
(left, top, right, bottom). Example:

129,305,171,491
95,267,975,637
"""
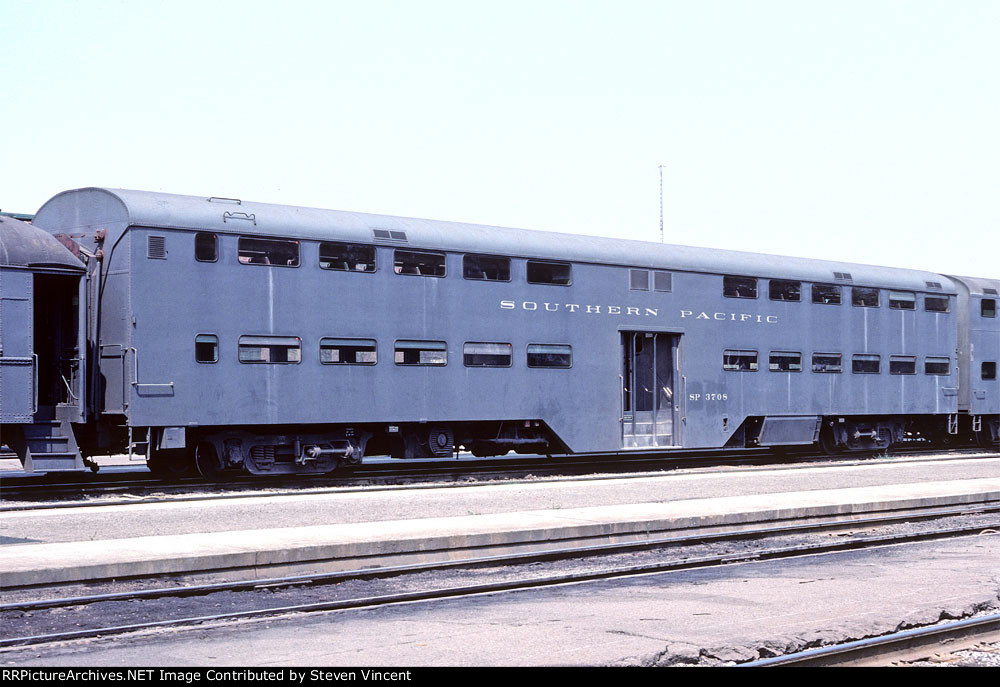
147,235,166,259
372,229,408,243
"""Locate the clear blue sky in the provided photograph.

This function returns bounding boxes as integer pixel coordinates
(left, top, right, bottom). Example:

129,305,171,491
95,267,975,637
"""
2,0,997,277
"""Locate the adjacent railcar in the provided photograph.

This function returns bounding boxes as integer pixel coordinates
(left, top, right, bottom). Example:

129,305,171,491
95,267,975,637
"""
2,188,997,476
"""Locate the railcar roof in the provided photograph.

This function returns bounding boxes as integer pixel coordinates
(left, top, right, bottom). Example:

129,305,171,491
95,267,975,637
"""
0,215,84,270
35,187,968,292
949,275,1000,296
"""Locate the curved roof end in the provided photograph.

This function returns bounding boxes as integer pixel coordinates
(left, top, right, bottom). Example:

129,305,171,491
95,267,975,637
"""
0,215,85,271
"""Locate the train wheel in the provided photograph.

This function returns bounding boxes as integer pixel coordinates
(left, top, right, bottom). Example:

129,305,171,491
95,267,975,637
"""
195,442,222,480
819,425,840,455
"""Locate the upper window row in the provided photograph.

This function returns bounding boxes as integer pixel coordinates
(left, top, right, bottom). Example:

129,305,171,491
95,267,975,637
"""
723,350,958,376
195,234,574,285
723,276,950,312
195,335,572,368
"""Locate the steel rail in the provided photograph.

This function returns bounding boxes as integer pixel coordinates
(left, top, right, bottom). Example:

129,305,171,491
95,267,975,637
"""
2,448,994,511
2,514,997,648
741,613,1000,666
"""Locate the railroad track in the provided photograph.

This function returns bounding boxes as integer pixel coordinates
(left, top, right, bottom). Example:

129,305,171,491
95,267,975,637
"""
2,447,995,508
2,504,997,650
742,614,1000,666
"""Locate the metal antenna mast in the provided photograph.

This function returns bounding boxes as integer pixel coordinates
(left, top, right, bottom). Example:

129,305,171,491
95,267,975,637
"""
659,164,665,243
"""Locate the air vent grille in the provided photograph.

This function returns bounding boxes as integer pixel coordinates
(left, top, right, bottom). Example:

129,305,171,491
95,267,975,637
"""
984,288,998,295
372,229,408,242
833,271,853,282
147,235,166,259
925,281,943,290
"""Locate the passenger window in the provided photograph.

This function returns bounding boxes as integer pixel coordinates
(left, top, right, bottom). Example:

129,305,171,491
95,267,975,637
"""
629,269,649,291
852,354,880,374
238,237,299,267
769,351,801,372
319,242,376,272
852,287,879,307
983,362,997,380
723,276,757,299
925,296,950,312
983,299,997,318
320,338,377,365
526,344,572,368
888,291,916,310
769,280,801,302
723,350,758,371
527,260,571,286
812,284,842,305
812,353,842,373
889,355,916,375
238,336,301,363
463,254,510,281
394,250,446,277
463,342,512,367
653,271,672,292
195,233,218,262
395,340,447,365
925,356,950,375
195,334,218,363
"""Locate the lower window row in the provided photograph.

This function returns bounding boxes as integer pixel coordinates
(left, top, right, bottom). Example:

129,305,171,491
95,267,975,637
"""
724,350,954,376
195,336,572,368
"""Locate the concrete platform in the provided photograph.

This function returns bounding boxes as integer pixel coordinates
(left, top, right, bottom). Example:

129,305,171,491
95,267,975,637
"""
2,477,997,588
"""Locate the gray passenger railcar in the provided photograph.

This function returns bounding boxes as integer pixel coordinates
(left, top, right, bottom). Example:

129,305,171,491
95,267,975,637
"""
2,188,997,475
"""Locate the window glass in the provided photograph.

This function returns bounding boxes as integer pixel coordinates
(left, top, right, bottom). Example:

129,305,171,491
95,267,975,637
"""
852,287,879,307
769,280,801,302
629,269,649,291
527,344,572,368
925,296,950,312
889,355,916,375
319,242,376,272
812,353,842,373
812,284,842,305
395,340,447,365
195,233,217,262
195,334,218,363
238,237,299,267
320,338,377,364
394,250,446,277
463,254,510,281
925,356,950,375
852,354,880,374
769,351,801,372
238,336,301,363
653,271,672,292
983,299,997,318
888,291,916,310
723,350,758,371
723,276,757,299
526,260,571,285
983,362,997,380
463,342,512,367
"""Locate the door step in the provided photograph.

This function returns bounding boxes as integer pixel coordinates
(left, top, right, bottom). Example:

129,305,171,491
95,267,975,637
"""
8,419,86,472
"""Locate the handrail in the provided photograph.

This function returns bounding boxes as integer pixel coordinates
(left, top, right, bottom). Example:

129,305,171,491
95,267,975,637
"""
130,348,174,390
32,353,39,414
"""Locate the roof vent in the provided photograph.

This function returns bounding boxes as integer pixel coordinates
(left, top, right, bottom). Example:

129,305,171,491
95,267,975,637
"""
372,228,408,243
984,287,999,295
925,281,943,290
833,271,853,283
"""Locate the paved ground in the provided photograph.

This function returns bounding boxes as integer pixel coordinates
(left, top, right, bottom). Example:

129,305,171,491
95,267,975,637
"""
4,455,999,544
3,535,997,666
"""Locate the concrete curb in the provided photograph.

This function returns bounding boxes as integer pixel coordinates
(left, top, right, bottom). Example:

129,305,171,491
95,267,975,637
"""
2,478,997,587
